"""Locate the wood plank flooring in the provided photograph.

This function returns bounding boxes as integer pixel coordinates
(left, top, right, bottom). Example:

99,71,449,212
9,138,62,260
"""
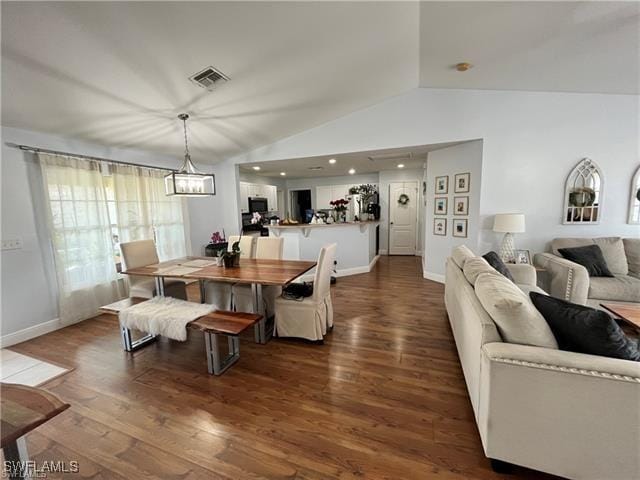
9,256,555,479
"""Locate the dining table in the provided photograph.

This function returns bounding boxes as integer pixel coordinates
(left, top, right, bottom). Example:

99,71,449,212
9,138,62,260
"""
120,256,317,347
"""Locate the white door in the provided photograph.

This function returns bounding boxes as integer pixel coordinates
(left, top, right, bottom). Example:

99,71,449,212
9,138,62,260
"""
389,181,418,255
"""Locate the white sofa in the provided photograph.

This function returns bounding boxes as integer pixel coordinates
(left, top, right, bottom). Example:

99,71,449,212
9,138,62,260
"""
445,250,640,480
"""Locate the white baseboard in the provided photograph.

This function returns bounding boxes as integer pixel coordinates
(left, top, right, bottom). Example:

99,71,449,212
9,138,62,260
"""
1,317,62,348
299,255,381,282
423,271,445,283
378,249,388,255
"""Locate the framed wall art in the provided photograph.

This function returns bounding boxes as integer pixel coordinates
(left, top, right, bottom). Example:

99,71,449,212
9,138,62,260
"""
452,218,468,238
453,196,469,216
434,218,447,236
435,176,449,194
434,197,448,215
454,173,470,193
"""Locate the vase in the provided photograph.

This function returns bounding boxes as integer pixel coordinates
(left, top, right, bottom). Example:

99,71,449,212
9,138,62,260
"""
223,254,239,268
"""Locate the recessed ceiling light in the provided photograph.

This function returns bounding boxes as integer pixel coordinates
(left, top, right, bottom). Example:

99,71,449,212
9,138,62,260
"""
455,62,472,72
280,172,286,176
348,168,356,175
329,158,337,164
397,164,405,169
252,166,261,171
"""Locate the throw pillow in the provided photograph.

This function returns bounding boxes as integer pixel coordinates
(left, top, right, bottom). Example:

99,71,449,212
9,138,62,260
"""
482,251,515,282
623,238,640,279
530,292,640,361
593,237,628,275
558,245,614,277
475,273,558,349
463,257,498,286
451,245,475,269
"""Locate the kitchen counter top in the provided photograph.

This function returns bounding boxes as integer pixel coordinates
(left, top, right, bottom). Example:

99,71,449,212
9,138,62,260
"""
268,220,379,234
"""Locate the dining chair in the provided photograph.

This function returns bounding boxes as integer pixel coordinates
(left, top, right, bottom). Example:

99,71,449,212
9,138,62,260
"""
273,243,336,342
120,239,187,299
232,237,284,316
203,235,256,309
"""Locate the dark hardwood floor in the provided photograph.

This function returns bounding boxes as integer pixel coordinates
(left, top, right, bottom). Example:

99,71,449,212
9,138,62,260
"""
9,256,554,479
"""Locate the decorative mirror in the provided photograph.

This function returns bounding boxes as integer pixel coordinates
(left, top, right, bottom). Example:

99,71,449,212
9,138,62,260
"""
563,158,603,225
629,165,640,224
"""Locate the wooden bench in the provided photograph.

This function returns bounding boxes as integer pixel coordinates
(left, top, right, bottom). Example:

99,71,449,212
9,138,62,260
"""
100,298,263,375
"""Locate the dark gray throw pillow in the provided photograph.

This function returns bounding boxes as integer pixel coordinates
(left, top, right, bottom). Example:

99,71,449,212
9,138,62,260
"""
557,244,614,277
530,292,640,361
482,251,515,282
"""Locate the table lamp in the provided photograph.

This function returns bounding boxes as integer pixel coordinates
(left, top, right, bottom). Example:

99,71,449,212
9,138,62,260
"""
493,213,525,263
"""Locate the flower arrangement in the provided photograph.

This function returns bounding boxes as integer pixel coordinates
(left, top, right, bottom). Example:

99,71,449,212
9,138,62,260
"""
357,184,378,204
210,231,225,244
330,198,349,213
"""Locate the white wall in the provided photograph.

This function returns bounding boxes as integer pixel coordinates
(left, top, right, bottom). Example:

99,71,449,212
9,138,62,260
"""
0,126,183,342
424,141,483,279
228,88,640,258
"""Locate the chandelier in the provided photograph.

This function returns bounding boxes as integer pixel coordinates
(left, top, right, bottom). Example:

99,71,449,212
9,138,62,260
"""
164,113,216,196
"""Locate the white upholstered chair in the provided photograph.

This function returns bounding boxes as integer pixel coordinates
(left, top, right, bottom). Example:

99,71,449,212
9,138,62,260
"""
203,235,256,309
232,237,284,316
274,243,336,341
120,239,187,299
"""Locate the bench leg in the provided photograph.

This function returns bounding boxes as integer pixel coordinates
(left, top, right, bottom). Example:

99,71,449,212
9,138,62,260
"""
154,276,165,297
204,332,239,375
3,436,28,479
199,280,206,304
120,324,157,352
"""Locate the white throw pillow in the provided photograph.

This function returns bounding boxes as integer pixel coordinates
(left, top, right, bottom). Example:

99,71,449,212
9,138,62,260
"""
475,273,558,349
463,257,499,285
451,245,475,269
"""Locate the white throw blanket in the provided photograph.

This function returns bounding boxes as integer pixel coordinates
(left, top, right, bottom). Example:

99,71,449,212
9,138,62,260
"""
119,297,216,341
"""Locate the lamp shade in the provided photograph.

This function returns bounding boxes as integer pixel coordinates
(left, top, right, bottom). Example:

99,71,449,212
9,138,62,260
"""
493,213,525,233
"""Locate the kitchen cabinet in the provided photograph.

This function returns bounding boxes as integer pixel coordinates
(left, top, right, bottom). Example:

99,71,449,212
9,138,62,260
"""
239,182,278,212
316,186,332,209
239,183,249,213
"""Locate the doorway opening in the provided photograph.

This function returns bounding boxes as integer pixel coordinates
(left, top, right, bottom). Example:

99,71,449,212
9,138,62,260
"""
290,189,312,222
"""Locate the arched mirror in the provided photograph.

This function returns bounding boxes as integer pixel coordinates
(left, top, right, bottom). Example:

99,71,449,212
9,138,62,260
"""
629,165,640,224
563,158,603,225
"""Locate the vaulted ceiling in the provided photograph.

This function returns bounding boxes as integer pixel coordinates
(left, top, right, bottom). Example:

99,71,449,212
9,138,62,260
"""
2,2,638,164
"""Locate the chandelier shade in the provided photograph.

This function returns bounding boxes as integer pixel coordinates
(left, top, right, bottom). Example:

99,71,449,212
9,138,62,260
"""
165,113,216,196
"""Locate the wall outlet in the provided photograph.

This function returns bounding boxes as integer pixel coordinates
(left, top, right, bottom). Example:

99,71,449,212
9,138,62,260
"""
1,238,23,251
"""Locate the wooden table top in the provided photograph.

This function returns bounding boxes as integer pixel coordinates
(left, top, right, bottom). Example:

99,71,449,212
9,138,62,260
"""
1,383,70,447
122,257,316,286
601,303,640,330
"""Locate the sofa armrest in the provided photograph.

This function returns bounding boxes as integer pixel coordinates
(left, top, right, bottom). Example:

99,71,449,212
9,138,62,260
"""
505,264,536,286
482,342,640,383
533,252,589,304
479,342,640,480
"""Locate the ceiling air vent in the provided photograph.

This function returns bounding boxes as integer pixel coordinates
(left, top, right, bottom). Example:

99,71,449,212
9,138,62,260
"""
308,166,324,171
189,66,229,91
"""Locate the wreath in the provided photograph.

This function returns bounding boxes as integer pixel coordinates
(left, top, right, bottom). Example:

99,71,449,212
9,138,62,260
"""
398,193,410,205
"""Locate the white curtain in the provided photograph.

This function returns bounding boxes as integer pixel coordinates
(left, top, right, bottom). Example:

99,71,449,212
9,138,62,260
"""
40,154,125,324
40,154,188,324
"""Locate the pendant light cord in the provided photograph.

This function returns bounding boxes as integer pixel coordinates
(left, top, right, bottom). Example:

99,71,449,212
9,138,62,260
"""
182,115,190,159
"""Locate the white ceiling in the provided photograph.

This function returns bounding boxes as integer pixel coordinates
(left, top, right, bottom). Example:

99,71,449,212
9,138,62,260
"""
2,2,638,164
238,141,468,179
419,2,639,94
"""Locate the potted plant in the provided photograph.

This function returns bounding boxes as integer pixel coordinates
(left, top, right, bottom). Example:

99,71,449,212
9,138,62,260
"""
330,198,349,222
221,237,241,267
205,231,228,257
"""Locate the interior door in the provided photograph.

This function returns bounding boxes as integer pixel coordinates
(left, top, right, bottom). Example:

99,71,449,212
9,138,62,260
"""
389,181,418,255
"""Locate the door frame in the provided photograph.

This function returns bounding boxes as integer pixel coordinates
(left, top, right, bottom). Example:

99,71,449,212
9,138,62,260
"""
388,180,419,256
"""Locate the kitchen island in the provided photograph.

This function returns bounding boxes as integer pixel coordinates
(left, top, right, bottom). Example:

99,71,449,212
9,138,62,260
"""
267,221,380,277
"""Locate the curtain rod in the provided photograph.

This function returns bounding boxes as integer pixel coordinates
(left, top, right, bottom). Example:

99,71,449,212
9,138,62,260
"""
5,142,176,172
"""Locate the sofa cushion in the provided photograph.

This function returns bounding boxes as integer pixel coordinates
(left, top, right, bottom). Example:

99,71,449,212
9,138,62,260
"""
463,257,498,285
451,245,475,269
475,273,558,349
593,237,628,275
558,245,614,277
517,284,547,296
588,275,640,302
482,251,515,282
623,238,640,279
551,237,628,275
530,292,640,361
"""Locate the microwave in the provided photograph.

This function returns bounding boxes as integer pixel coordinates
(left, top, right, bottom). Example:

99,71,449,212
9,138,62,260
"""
248,197,268,212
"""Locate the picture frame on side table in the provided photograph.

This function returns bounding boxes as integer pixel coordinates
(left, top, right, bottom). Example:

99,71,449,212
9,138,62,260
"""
435,176,449,194
452,219,468,238
434,218,447,236
454,196,469,215
454,173,471,193
515,249,532,265
434,197,448,215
